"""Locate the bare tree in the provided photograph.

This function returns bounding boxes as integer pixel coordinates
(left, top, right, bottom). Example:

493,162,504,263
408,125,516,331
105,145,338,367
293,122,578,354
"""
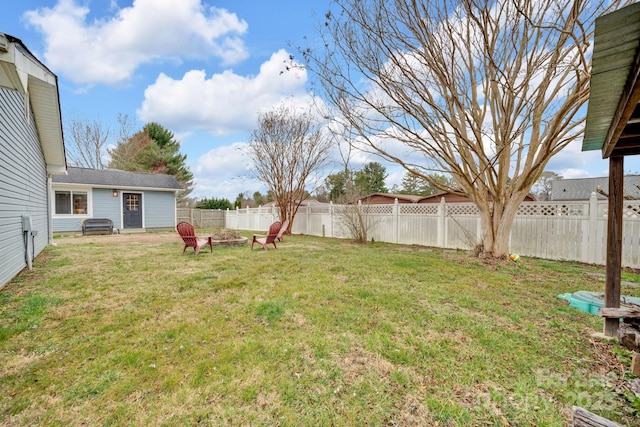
248,104,333,233
334,181,381,244
65,116,111,169
533,171,563,201
115,113,136,147
304,0,624,257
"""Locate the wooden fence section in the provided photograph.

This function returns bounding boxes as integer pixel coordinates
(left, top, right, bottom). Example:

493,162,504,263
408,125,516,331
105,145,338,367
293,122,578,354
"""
176,208,226,229
225,193,640,269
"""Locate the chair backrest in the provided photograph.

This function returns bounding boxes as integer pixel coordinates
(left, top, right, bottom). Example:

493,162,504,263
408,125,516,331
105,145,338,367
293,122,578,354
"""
276,219,289,240
177,221,197,246
265,221,282,243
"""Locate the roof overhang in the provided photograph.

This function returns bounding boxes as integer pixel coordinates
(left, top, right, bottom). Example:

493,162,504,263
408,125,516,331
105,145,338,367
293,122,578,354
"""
583,2,640,158
50,182,181,193
0,33,66,174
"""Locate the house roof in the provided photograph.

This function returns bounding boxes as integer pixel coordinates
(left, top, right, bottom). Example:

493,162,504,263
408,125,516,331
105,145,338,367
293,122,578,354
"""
358,193,425,203
358,191,536,204
583,2,640,157
261,198,328,207
52,167,182,191
0,33,66,174
551,175,640,201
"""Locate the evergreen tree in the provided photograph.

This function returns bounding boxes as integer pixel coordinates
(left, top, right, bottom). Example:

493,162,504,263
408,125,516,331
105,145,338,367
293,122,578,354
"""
325,170,354,202
253,191,265,206
234,193,245,209
399,172,427,195
108,122,194,205
400,172,451,196
355,162,388,195
195,197,233,210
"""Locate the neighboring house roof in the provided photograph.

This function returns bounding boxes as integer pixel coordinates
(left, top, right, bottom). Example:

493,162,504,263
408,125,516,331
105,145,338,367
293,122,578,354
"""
299,199,328,206
261,198,328,207
0,33,66,174
358,193,425,204
552,175,640,201
52,167,182,191
358,192,536,204
415,191,474,204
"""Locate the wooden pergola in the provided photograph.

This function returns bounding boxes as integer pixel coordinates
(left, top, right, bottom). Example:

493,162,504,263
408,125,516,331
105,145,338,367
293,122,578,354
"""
583,2,640,337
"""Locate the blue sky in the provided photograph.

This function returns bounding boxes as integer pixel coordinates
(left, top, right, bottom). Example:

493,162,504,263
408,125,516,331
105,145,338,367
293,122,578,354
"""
2,0,639,201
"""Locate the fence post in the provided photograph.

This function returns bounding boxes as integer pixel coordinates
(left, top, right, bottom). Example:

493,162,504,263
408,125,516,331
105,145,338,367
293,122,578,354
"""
588,192,598,264
391,197,400,243
330,201,334,238
477,206,483,248
438,197,445,248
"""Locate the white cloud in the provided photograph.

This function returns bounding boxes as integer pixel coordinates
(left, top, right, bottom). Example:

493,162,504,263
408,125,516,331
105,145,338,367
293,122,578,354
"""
190,141,260,199
545,139,607,178
557,168,590,179
194,142,251,177
193,175,266,201
138,49,309,135
23,0,248,85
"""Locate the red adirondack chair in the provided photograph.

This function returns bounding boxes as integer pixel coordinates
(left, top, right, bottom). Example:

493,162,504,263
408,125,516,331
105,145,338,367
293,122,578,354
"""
251,221,282,250
276,219,289,242
176,221,213,255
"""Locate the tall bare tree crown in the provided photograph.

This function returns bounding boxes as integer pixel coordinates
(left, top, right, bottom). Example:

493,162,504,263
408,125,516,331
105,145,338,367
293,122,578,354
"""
248,104,333,227
303,0,624,256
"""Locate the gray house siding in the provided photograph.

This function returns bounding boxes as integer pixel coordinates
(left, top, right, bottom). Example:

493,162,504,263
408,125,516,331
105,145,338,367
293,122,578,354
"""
52,188,176,232
52,217,83,233
0,88,50,288
93,189,122,228
144,191,176,228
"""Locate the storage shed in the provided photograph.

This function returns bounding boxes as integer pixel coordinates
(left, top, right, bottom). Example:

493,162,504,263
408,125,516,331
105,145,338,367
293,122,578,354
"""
51,167,182,233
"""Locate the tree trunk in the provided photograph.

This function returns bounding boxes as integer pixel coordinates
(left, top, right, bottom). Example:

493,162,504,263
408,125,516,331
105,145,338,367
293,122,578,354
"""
478,193,526,258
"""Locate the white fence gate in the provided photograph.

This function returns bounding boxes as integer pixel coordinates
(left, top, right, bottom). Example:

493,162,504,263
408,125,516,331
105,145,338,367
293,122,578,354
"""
224,194,640,269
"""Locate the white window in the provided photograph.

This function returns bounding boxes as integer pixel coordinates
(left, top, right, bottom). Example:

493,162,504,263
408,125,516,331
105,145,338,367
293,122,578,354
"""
55,190,88,215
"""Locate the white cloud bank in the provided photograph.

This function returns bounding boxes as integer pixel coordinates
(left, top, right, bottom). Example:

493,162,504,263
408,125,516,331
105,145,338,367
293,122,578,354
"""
191,142,263,199
24,0,249,86
138,49,309,136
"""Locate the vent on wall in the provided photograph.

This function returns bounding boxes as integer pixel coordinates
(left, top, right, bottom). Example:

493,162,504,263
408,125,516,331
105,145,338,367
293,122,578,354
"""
0,33,8,53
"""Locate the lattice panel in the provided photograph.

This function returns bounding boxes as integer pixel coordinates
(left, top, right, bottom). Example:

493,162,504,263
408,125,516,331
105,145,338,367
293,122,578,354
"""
625,204,640,218
517,204,556,216
516,203,585,216
364,205,394,215
399,204,439,215
446,204,479,215
600,204,640,218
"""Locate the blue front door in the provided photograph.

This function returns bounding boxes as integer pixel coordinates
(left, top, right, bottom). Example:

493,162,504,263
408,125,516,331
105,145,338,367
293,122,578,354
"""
123,193,142,228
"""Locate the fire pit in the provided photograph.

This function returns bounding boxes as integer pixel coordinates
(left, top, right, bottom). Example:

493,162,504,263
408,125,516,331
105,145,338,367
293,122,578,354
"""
211,229,248,248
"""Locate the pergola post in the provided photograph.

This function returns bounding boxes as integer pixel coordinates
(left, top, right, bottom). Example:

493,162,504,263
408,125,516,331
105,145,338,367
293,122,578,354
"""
604,155,624,337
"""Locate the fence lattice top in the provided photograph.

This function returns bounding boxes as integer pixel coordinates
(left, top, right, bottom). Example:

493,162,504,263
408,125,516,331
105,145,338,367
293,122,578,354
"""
399,204,439,215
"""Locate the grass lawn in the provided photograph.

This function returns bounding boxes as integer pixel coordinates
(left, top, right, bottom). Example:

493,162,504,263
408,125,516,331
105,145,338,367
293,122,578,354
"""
1,231,640,426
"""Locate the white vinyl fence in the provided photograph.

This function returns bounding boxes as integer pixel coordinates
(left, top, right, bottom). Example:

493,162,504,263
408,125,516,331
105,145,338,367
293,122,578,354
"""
224,193,640,269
